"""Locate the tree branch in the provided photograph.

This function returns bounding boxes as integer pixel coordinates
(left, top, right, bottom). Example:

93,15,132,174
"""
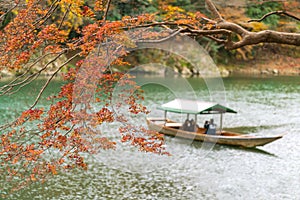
0,52,65,96
134,26,232,44
0,3,18,22
122,13,300,50
248,10,300,23
205,0,223,21
217,21,249,36
33,0,60,26
30,52,80,109
183,28,232,36
202,2,300,50
102,0,112,22
58,3,71,29
227,30,300,50
124,21,196,30
136,28,183,43
205,35,227,43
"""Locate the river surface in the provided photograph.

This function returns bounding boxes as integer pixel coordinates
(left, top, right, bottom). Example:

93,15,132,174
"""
1,75,300,200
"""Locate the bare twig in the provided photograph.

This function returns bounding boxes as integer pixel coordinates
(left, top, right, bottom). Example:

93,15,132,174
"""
247,0,290,5
0,52,65,96
103,0,112,22
30,52,80,109
137,28,183,43
0,3,18,21
58,4,71,29
183,28,231,36
205,35,227,43
125,21,196,30
33,0,60,26
0,53,56,91
137,27,231,44
205,0,223,21
248,10,300,23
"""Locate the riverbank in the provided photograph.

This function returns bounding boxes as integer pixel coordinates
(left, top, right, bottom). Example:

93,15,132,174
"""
1,45,299,78
222,56,300,76
129,44,300,77
222,45,300,76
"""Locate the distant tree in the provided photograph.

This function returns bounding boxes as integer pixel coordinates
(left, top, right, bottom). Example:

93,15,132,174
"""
0,0,299,192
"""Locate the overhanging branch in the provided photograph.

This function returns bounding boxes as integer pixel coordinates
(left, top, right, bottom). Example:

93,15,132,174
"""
225,30,300,50
205,0,223,21
248,10,300,23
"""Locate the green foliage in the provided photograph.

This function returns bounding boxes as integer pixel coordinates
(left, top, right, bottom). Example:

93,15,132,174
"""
108,0,158,20
170,0,205,12
246,2,282,28
171,0,191,7
0,11,14,30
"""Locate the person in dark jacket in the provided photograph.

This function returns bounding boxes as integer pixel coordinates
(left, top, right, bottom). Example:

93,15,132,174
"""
204,120,209,134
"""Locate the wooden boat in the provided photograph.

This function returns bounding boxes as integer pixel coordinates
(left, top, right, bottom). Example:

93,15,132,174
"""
147,99,284,148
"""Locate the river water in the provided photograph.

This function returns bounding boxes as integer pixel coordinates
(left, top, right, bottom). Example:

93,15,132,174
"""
1,75,300,200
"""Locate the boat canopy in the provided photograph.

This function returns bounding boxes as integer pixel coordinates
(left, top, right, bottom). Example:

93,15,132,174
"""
157,99,237,114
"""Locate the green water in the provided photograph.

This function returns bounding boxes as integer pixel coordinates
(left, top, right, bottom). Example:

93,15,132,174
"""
0,78,64,121
1,75,300,199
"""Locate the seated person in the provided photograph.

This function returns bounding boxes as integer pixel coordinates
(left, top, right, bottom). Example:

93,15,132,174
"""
181,119,198,132
189,119,198,132
206,119,216,135
204,121,209,134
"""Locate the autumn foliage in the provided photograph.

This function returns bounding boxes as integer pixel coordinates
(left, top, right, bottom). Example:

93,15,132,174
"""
0,0,174,192
0,0,299,193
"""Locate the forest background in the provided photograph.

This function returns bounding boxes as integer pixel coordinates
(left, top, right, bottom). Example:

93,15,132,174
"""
1,0,299,76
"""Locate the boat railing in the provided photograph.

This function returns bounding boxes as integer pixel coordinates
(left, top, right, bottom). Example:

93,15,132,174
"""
147,117,166,121
165,122,182,127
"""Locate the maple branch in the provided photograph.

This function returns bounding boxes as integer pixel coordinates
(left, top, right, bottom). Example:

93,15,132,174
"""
0,52,65,96
30,52,80,109
0,54,51,94
131,21,196,30
33,0,60,26
136,28,183,43
248,10,300,23
0,2,18,22
103,0,112,22
58,4,71,29
13,129,44,155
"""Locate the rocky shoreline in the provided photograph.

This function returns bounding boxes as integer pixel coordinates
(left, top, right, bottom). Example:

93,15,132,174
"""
2,48,299,78
129,45,300,77
2,63,298,78
129,62,300,77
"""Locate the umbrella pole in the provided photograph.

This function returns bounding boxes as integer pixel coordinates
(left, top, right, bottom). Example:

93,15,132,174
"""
164,111,167,125
219,113,223,134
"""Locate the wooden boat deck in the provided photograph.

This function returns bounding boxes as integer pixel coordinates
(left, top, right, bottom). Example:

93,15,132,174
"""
147,118,283,148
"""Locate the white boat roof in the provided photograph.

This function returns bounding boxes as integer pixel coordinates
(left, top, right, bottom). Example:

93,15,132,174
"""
158,99,237,114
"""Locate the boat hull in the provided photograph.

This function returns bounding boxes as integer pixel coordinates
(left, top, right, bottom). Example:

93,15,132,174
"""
147,118,283,148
